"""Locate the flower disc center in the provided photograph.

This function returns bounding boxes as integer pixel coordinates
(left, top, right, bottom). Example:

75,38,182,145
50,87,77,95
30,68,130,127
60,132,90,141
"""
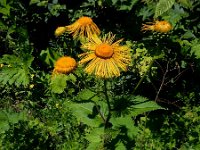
78,17,93,25
95,43,114,59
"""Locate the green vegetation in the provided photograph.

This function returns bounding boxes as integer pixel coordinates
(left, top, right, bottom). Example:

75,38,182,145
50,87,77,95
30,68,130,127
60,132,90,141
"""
0,0,200,149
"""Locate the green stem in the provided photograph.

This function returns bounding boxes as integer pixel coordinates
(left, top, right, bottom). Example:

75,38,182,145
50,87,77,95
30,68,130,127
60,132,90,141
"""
133,60,154,94
104,80,111,129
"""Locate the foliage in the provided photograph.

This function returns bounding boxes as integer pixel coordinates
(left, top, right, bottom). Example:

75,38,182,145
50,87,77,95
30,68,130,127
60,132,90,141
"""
0,0,200,149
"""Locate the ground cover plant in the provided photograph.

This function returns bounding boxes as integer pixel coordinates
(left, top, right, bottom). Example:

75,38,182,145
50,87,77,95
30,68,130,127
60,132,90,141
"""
0,0,200,149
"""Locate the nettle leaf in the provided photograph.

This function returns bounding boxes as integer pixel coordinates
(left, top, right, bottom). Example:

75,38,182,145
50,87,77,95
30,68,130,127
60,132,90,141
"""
0,54,34,87
67,102,103,127
154,0,175,18
50,74,68,94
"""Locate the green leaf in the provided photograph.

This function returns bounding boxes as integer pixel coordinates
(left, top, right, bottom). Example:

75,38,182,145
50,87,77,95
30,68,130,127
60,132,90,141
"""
191,43,200,59
0,54,33,87
66,74,77,83
67,102,102,127
85,127,104,143
119,0,139,11
40,48,60,67
115,142,126,150
50,74,68,94
110,115,139,139
179,0,192,8
29,0,40,5
0,110,26,133
0,5,10,16
154,0,175,18
77,89,100,102
131,96,164,116
85,127,104,150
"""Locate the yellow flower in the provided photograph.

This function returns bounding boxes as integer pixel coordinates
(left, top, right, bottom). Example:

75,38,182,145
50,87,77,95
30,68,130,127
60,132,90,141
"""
79,33,131,78
55,26,67,37
65,16,100,39
53,56,77,75
141,20,172,33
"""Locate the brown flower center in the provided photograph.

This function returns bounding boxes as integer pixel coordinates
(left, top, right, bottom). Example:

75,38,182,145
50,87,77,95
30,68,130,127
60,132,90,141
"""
95,43,114,59
78,17,93,25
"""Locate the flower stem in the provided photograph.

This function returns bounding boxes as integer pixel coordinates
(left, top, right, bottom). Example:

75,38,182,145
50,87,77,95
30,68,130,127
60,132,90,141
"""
104,80,111,129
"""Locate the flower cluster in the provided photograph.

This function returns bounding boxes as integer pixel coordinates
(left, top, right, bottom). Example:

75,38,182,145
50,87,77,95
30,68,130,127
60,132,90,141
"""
53,16,132,79
53,16,172,78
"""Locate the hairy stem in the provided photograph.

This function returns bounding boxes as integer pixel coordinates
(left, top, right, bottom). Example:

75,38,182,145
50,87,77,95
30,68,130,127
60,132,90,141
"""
104,80,111,129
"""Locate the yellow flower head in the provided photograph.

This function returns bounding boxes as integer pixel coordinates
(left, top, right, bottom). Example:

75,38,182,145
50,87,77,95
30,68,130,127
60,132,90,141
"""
55,26,67,37
53,56,77,75
66,16,100,39
141,20,172,33
79,33,131,78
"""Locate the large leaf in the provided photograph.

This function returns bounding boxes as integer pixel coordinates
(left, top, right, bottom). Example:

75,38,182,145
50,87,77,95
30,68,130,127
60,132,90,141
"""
110,115,139,139
67,102,103,127
85,127,104,150
77,89,100,102
129,96,164,116
154,0,175,18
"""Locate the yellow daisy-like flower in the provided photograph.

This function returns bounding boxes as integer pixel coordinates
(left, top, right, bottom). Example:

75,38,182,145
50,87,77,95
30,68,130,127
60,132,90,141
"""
53,56,77,75
65,16,100,39
79,33,131,78
141,20,172,33
55,26,67,37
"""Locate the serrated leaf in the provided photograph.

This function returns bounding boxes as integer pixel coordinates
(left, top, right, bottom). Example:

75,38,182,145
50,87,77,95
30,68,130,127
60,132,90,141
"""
67,102,102,127
50,74,68,94
0,54,33,87
154,0,175,18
